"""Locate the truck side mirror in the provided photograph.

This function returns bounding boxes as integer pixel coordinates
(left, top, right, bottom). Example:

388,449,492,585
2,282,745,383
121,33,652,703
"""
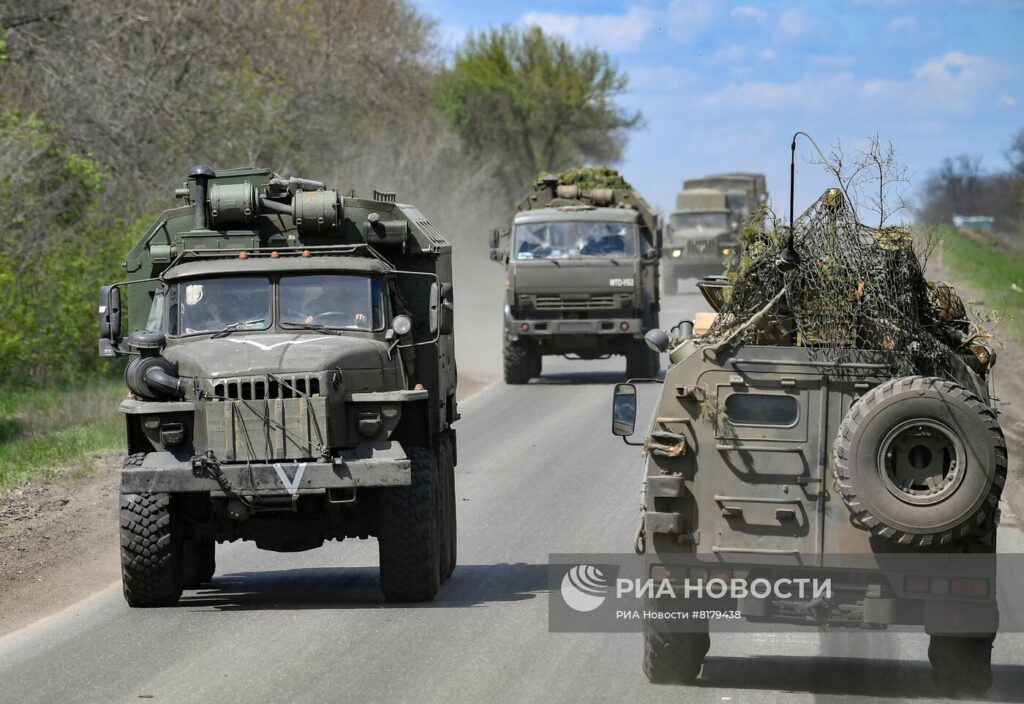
612,383,637,437
488,229,501,249
428,282,440,335
439,283,454,335
98,285,123,357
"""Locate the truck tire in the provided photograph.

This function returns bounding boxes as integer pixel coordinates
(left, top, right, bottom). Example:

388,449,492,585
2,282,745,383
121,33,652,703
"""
377,447,440,602
834,377,1006,547
503,338,535,385
183,539,216,588
120,457,184,607
436,432,457,581
928,635,994,694
642,627,709,684
530,351,543,379
625,341,659,379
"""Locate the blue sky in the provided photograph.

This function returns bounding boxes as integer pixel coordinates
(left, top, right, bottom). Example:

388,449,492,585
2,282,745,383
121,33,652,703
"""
416,0,1024,219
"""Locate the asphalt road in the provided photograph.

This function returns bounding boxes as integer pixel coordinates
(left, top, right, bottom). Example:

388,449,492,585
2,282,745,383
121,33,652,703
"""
1,285,1022,704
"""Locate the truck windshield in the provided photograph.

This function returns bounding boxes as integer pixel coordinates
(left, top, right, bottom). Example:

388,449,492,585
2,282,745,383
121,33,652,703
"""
280,274,384,331
670,212,729,230
514,221,637,260
174,276,271,335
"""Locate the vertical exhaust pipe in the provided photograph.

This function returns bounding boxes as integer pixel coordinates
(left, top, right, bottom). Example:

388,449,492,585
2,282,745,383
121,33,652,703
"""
541,174,558,203
188,165,216,230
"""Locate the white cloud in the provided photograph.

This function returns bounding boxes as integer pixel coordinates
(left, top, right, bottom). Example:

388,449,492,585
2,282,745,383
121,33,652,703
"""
886,14,918,32
731,6,768,22
759,49,778,62
810,54,856,69
699,72,859,112
521,7,657,51
778,8,815,38
998,94,1017,107
666,0,717,43
706,44,747,64
864,52,1015,115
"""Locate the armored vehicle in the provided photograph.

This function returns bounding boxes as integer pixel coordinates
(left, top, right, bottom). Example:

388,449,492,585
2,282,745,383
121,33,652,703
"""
612,188,1006,692
662,189,739,294
489,169,662,382
99,166,458,606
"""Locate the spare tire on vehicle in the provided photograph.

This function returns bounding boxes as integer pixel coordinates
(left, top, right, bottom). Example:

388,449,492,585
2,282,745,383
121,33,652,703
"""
834,376,1006,547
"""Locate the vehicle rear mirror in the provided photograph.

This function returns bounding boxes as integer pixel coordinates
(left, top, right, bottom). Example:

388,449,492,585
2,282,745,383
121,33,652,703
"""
439,283,454,335
98,285,123,357
428,282,440,335
612,383,637,437
488,229,501,249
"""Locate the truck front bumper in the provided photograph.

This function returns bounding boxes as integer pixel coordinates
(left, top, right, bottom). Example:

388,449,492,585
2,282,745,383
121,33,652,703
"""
121,441,411,496
504,306,643,338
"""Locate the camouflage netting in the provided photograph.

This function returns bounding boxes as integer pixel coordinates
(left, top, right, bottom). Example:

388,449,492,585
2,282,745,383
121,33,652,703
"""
702,188,986,377
551,166,631,190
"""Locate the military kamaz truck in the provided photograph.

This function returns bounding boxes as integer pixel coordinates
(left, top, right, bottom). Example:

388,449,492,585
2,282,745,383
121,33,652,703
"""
611,189,1007,693
489,169,662,382
662,189,739,294
98,166,458,606
682,172,768,228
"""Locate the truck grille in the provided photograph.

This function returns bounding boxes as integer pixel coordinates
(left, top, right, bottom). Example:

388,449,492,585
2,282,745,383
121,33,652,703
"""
205,395,328,462
530,294,620,310
686,238,714,255
210,374,321,400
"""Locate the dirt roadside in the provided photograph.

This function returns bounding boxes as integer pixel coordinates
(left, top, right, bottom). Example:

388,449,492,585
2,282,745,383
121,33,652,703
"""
0,375,495,636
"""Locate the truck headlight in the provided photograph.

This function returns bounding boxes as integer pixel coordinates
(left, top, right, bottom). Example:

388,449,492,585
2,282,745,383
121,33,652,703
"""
671,249,682,258
721,247,733,256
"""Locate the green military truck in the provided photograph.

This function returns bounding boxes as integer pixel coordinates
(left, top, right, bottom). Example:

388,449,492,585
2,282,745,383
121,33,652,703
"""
99,166,458,606
612,189,1006,693
682,172,768,229
489,169,662,382
662,188,739,294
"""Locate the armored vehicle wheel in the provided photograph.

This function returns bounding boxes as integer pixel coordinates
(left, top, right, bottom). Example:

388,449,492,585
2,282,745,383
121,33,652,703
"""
183,539,216,588
834,377,1006,547
436,432,457,581
377,447,441,602
625,341,659,379
120,455,184,607
928,635,994,694
642,627,710,684
503,338,536,384
662,273,678,296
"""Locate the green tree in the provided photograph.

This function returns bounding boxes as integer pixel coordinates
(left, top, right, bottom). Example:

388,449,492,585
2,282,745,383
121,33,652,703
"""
439,25,641,194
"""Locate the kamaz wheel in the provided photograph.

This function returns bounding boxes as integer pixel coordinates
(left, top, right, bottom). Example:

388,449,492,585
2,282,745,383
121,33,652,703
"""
928,635,994,694
436,432,457,581
120,463,184,607
377,447,440,602
642,627,709,684
503,337,535,385
183,539,216,588
834,377,1006,547
626,341,658,379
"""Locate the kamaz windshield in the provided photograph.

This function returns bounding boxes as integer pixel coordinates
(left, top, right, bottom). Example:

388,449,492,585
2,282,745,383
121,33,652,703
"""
670,212,729,230
514,221,637,260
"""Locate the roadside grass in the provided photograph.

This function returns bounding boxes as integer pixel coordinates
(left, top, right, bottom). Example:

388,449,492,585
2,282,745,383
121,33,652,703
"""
934,225,1024,345
0,381,125,489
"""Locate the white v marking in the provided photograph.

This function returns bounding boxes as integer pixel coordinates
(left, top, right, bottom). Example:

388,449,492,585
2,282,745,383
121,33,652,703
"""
273,462,307,494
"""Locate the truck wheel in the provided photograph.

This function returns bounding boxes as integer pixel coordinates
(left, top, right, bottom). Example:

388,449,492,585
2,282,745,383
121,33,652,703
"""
183,539,216,588
377,447,440,602
120,477,184,608
662,272,678,296
834,377,1006,547
625,341,658,378
928,635,994,694
503,338,535,384
436,432,457,581
530,351,543,379
642,627,709,684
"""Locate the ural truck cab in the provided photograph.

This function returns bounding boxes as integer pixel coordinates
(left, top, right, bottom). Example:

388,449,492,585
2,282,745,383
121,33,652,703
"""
490,169,662,382
662,188,739,293
99,166,459,606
